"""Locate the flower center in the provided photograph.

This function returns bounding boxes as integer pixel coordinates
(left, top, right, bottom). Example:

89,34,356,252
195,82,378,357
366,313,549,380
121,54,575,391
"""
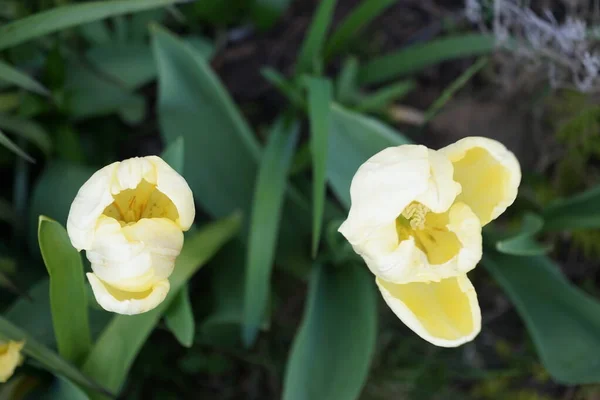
102,179,179,225
395,202,461,265
400,203,429,230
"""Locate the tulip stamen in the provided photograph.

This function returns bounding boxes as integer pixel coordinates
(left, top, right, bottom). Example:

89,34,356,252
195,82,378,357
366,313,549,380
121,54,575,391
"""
401,202,429,230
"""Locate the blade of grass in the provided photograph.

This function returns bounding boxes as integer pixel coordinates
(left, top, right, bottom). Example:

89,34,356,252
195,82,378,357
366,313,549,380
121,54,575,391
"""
355,79,416,113
83,213,241,398
422,57,488,124
335,57,358,104
295,0,337,74
358,34,495,85
324,0,396,60
38,217,91,365
0,114,52,157
306,78,332,257
0,128,35,163
0,60,49,96
0,0,188,51
242,117,299,346
0,316,112,397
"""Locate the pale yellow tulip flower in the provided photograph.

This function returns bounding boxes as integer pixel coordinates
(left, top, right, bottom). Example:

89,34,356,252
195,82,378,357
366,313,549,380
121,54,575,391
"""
339,137,520,347
67,156,195,315
0,340,24,382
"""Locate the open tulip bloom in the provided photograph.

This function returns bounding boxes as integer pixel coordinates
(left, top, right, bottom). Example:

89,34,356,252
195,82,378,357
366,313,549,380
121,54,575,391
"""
0,340,24,382
339,137,521,347
67,156,195,315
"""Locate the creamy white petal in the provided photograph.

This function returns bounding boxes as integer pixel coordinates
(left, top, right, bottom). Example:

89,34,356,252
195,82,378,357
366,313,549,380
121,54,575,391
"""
87,216,183,291
439,136,521,226
67,156,195,251
87,273,170,315
352,202,482,284
147,156,195,231
339,145,460,245
376,274,481,347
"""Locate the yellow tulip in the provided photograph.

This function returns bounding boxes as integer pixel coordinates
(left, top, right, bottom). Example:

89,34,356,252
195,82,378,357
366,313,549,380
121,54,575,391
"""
339,137,520,347
67,156,195,315
0,340,24,382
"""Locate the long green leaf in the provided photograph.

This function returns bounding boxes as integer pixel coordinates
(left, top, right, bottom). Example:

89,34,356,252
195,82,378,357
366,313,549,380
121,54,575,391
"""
0,60,49,96
542,185,600,231
83,213,241,398
358,34,495,85
355,79,415,112
295,0,337,74
483,250,600,384
422,56,488,124
0,0,186,51
243,118,299,346
324,0,396,59
0,114,52,157
328,104,411,207
0,316,111,396
496,213,551,256
38,217,91,364
307,78,332,257
0,128,34,163
161,136,184,174
282,264,377,400
41,376,90,400
251,0,293,30
153,24,259,219
164,285,194,347
153,25,312,278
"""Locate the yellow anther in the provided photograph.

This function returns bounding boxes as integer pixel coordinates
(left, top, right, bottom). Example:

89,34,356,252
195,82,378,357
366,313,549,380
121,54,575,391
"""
401,202,429,230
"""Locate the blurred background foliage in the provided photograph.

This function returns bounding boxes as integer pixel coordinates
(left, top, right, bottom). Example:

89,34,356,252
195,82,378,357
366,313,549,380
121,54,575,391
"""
0,0,600,399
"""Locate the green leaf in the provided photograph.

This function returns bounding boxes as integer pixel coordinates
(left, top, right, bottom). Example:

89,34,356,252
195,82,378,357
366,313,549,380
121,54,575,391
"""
0,128,34,163
0,60,49,96
261,68,305,109
0,0,186,51
41,376,90,400
483,250,600,384
6,279,111,350
542,185,600,231
38,216,91,364
164,285,194,347
495,213,551,256
83,213,241,398
282,264,377,400
324,0,396,59
153,24,259,219
358,34,495,85
355,79,416,112
161,136,184,174
328,104,411,207
251,0,293,30
295,0,338,74
422,57,488,124
0,316,111,396
306,78,332,257
0,114,52,157
29,162,94,256
335,57,359,104
243,117,299,346
199,241,247,348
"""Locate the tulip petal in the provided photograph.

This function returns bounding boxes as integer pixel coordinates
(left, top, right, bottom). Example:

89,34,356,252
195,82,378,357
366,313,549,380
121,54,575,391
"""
376,274,481,347
339,145,460,244
0,340,24,382
439,136,521,226
87,273,170,315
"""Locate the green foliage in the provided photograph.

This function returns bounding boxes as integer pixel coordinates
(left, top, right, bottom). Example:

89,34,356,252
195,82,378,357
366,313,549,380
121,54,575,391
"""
295,0,337,74
242,117,299,346
483,249,600,384
83,213,241,398
306,77,332,257
38,217,91,364
282,264,377,400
